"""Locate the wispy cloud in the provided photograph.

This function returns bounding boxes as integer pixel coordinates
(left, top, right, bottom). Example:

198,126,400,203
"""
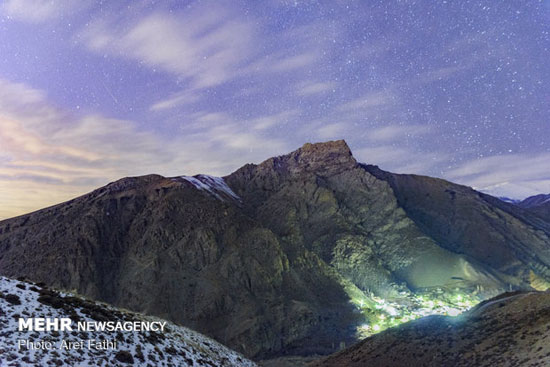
337,90,396,112
251,110,299,130
316,122,348,139
1,0,90,23
270,52,317,72
296,81,336,96
0,79,291,219
79,7,254,89
150,91,200,112
445,153,550,198
355,145,448,174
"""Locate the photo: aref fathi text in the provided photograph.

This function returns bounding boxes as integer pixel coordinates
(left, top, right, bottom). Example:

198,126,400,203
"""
15,317,167,351
18,338,117,351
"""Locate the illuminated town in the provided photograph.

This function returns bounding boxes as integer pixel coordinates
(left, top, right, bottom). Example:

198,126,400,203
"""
354,288,479,338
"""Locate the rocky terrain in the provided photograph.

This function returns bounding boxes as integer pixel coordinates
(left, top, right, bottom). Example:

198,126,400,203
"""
0,140,549,359
0,276,257,366
311,290,550,367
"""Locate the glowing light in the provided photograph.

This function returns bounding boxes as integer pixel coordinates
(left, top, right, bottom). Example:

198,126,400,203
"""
447,308,461,317
385,306,398,316
354,290,479,339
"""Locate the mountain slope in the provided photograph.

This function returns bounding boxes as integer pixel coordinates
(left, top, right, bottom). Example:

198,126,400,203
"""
518,194,550,223
227,142,514,294
519,194,550,209
364,165,550,284
311,290,550,367
0,140,549,358
0,172,358,358
0,276,257,367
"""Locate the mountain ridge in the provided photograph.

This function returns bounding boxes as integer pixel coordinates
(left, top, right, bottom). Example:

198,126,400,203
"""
0,140,549,358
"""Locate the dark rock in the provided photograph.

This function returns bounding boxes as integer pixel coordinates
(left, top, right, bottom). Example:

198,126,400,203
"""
5,294,21,305
114,350,134,364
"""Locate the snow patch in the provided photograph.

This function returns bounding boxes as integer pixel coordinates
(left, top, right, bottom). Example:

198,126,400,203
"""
180,175,240,202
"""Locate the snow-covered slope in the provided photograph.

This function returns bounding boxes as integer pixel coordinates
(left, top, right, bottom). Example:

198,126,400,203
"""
0,276,257,367
497,196,520,204
178,174,241,202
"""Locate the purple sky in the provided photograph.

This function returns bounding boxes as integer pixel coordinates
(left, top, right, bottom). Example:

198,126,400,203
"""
0,0,549,219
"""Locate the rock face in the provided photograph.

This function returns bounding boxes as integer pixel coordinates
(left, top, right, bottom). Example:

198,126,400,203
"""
311,290,550,367
0,140,549,358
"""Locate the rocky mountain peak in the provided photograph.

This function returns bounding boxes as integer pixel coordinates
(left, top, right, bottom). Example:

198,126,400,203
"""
259,139,357,175
297,139,352,155
293,139,354,163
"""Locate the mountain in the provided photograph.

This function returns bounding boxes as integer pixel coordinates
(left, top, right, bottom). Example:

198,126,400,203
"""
0,140,549,359
517,194,550,223
363,165,550,288
518,194,550,209
311,290,550,367
0,276,257,367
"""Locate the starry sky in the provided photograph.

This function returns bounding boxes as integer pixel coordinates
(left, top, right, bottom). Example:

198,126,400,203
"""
0,0,549,219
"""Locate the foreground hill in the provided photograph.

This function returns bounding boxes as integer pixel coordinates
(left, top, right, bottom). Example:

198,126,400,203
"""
0,140,549,358
0,276,256,367
311,290,550,367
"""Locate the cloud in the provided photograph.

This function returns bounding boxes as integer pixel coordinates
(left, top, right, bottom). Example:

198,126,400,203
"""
413,65,465,85
445,153,550,199
337,90,396,112
270,52,317,72
354,145,448,174
79,7,254,89
251,110,299,130
150,91,200,111
0,117,101,162
2,0,89,23
0,78,292,219
316,122,348,139
296,81,336,96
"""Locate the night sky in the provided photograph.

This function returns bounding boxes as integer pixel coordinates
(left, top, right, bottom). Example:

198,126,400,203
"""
0,0,548,219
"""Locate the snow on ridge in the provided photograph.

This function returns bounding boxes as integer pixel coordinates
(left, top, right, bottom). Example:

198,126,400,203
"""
498,196,520,204
180,175,240,202
0,276,256,367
